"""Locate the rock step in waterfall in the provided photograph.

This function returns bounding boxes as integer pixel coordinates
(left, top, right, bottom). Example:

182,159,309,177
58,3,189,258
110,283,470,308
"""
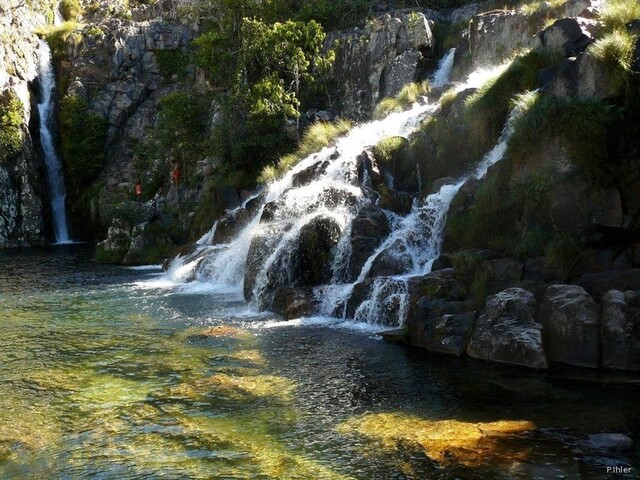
36,38,71,244
167,50,518,327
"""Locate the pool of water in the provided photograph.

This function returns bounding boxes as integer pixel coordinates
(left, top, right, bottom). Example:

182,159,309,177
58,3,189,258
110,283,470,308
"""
0,245,638,479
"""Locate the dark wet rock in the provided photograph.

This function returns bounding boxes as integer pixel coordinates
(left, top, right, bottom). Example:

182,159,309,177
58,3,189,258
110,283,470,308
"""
348,206,391,280
587,433,634,452
346,279,374,318
601,290,640,371
477,258,524,295
291,216,342,287
213,209,251,244
431,254,453,271
380,328,410,345
260,201,279,223
272,287,315,320
577,269,640,300
409,311,476,356
540,284,600,368
531,18,592,56
467,288,547,368
243,231,275,301
408,268,468,301
291,160,330,188
368,248,413,278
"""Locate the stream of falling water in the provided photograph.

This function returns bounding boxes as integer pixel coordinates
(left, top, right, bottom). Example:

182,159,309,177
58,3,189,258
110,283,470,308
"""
36,12,71,244
166,51,517,329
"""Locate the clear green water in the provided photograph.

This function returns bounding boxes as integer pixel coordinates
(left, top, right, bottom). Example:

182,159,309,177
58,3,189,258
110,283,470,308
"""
0,246,638,479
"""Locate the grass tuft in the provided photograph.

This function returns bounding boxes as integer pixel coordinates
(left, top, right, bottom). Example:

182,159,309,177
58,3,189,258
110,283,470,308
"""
373,81,430,119
600,0,640,33
588,29,637,92
257,119,352,184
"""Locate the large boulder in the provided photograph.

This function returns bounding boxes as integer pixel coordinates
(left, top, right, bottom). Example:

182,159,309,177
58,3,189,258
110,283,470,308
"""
348,206,390,280
327,10,433,119
531,18,591,56
540,284,600,367
600,290,640,371
476,258,524,295
578,269,640,300
467,288,547,368
272,287,315,320
291,216,342,287
409,311,476,356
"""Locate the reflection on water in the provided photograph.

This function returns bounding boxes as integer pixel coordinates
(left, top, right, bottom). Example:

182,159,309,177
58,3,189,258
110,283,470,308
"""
0,246,638,479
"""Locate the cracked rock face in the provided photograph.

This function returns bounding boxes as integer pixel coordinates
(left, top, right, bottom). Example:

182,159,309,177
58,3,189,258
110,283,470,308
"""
326,10,434,119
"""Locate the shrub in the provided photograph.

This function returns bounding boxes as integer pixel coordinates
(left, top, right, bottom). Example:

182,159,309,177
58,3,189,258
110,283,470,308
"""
257,119,352,183
545,234,583,279
373,82,430,119
513,228,551,258
59,95,107,188
451,250,484,277
36,21,83,59
155,49,190,79
60,0,82,21
0,91,24,162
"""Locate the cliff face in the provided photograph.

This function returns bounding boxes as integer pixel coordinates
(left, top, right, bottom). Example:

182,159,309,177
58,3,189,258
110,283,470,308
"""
0,3,49,248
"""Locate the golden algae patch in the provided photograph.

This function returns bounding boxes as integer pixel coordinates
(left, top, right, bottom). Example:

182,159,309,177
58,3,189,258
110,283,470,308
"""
177,325,253,341
337,412,535,466
177,414,353,480
169,373,295,402
227,349,267,367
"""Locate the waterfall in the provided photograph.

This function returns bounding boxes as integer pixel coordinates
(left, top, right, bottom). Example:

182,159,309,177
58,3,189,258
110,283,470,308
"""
167,52,518,328
36,39,71,244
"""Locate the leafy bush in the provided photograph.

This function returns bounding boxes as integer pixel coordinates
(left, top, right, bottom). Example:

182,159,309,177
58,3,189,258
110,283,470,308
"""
258,119,352,183
513,228,552,258
0,91,24,162
374,82,430,119
59,95,107,188
155,49,190,79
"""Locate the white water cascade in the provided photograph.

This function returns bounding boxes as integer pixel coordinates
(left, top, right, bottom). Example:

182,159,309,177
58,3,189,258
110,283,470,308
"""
167,50,518,328
36,38,71,244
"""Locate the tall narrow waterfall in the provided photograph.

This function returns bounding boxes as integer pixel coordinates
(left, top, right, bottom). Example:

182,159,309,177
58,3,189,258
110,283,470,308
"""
36,39,71,244
167,51,517,328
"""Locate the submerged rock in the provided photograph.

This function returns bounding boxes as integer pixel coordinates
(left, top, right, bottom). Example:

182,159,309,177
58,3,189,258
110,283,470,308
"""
410,311,476,356
587,433,634,452
272,287,315,320
540,284,600,368
467,288,547,368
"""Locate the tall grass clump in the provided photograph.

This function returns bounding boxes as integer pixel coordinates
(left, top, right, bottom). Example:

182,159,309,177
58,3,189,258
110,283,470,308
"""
588,29,637,92
464,49,564,153
35,21,84,59
508,95,621,185
373,82,430,119
600,0,640,32
60,0,83,21
258,119,352,184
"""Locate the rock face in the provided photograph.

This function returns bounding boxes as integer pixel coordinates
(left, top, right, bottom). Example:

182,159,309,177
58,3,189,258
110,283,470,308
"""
467,288,547,369
0,3,49,248
272,287,315,320
327,10,434,119
540,284,600,368
600,290,640,371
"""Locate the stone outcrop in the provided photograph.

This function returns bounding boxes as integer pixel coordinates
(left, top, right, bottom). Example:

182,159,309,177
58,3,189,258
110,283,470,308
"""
467,288,547,368
272,287,315,320
540,284,600,367
600,290,640,371
327,10,434,119
0,3,50,248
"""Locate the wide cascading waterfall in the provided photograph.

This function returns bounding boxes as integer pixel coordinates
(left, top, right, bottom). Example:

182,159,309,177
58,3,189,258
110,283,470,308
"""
36,38,71,244
167,51,518,328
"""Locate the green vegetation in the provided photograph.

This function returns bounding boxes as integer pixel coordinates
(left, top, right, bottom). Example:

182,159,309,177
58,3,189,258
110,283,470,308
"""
600,0,640,32
374,82,430,119
544,234,583,279
60,0,83,21
36,21,84,59
0,91,23,162
464,49,564,153
451,250,484,278
439,88,458,109
59,95,107,188
258,119,352,183
156,49,190,79
588,29,637,92
372,136,409,165
509,94,621,185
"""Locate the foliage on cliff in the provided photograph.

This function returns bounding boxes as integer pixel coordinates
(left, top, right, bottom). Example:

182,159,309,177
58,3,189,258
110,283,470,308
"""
0,91,23,162
59,95,107,188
